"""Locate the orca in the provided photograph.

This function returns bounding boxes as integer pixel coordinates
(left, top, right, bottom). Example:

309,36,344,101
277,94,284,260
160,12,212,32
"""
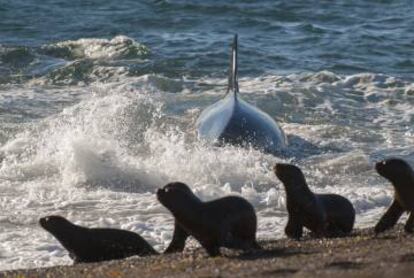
196,35,287,154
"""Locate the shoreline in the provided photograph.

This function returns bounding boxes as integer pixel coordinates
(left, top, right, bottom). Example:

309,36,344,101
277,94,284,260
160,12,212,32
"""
2,227,414,277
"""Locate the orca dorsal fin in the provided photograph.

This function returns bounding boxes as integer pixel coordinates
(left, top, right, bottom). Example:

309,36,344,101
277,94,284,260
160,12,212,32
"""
227,34,239,97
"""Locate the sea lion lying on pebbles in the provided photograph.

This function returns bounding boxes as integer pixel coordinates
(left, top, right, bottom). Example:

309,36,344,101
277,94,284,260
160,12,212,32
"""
274,163,355,239
375,158,414,234
157,182,260,256
39,215,157,263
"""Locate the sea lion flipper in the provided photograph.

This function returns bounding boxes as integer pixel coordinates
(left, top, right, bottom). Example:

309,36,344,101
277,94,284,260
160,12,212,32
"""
404,213,414,233
222,234,260,251
70,253,80,264
164,221,189,253
285,211,303,240
374,200,404,234
201,241,220,257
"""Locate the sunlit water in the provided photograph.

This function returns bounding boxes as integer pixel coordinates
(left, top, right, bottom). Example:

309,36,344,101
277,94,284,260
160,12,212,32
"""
0,0,413,271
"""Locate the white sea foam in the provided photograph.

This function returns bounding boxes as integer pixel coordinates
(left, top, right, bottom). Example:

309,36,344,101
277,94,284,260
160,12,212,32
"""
0,71,413,270
41,35,150,60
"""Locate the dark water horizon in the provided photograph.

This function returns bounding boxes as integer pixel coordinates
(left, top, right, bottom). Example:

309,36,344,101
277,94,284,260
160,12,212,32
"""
1,0,413,84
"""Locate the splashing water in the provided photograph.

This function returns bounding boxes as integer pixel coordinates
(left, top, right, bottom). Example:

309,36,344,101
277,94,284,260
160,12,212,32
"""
0,0,413,270
0,70,413,270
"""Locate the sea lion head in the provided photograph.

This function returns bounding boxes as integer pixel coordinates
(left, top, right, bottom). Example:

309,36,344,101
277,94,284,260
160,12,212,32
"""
39,215,75,236
157,182,200,214
273,163,306,187
375,158,413,184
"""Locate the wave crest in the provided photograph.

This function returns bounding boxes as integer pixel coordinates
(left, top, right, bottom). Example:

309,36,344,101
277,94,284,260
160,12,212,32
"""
40,35,150,60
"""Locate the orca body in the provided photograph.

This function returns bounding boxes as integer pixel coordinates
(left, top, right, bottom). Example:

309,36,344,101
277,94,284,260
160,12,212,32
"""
196,35,287,154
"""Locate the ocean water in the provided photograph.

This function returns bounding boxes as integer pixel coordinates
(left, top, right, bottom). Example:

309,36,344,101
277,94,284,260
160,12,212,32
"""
1,0,414,270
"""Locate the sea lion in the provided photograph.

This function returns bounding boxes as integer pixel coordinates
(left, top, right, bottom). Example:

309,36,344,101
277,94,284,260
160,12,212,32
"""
374,158,414,234
157,182,259,256
39,215,158,263
274,163,355,239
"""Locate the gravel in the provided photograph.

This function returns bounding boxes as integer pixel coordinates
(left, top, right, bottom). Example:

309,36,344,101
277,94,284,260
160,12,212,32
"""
2,227,414,278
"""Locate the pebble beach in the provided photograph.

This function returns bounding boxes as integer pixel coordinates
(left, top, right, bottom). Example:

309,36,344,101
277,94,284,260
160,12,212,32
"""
3,227,414,278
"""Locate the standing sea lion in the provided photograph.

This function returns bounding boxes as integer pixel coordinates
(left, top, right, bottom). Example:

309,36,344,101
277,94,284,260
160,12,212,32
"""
157,182,259,256
374,158,414,234
274,163,355,239
39,215,158,263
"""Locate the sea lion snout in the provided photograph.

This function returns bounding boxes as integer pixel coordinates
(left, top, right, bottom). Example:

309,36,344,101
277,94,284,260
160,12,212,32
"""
273,163,291,174
39,217,49,227
156,188,166,202
273,163,303,183
39,216,58,228
375,160,387,174
39,215,70,232
375,159,397,179
375,158,413,181
157,184,179,205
